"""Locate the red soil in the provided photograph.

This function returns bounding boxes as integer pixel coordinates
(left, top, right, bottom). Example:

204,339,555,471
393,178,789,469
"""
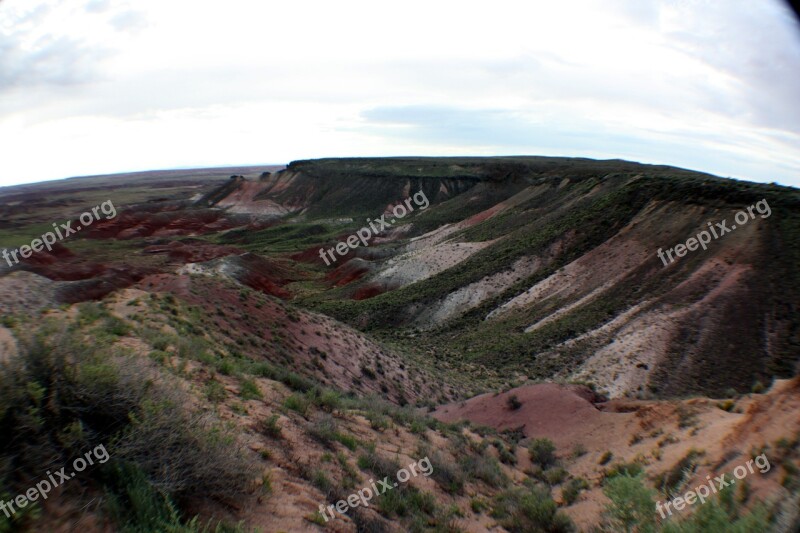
54,266,157,303
134,275,435,404
352,283,388,300
83,206,254,240
18,243,109,282
326,258,373,286
433,383,625,449
143,240,243,263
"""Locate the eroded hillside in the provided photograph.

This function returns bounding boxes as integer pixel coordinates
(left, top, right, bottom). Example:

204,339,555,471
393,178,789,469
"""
0,157,798,532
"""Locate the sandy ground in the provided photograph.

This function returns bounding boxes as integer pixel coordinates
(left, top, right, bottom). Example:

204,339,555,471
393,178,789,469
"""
434,379,800,530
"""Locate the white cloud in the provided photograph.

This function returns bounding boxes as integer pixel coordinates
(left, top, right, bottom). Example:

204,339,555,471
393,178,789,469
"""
0,0,799,187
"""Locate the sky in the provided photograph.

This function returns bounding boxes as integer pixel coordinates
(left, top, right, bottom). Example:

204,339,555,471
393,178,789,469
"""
1,0,799,188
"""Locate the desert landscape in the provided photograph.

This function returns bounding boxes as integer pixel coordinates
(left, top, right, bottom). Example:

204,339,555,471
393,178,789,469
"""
2,0,799,531
0,158,798,532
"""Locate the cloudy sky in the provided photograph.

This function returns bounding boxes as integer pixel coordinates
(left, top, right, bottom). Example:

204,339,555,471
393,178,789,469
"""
1,0,799,187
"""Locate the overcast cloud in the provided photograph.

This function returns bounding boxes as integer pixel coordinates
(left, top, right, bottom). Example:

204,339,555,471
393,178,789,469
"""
1,0,799,187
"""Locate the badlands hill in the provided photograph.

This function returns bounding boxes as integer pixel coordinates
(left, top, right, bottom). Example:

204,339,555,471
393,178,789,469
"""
0,157,798,532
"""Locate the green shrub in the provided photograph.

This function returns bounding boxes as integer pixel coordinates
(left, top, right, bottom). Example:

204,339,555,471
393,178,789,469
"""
528,438,557,469
491,485,574,533
460,454,508,487
366,410,392,431
77,302,108,324
239,378,262,401
283,394,310,416
377,485,436,519
334,432,358,451
315,388,342,412
471,497,490,513
562,477,589,506
602,474,656,533
660,483,770,533
311,469,332,497
103,462,201,532
653,449,703,496
494,440,518,465
261,415,282,438
205,381,227,403
149,350,170,365
104,316,131,337
357,450,401,481
543,466,568,486
425,451,465,494
309,415,357,451
604,461,645,482
0,323,252,532
217,359,238,376
282,372,314,392
599,451,614,465
114,397,251,501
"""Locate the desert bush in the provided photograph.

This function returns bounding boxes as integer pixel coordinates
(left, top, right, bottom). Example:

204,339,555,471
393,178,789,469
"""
528,438,557,469
494,440,518,465
471,497,490,513
283,394,311,416
653,449,703,496
309,415,358,451
543,466,568,486
217,358,238,376
309,415,338,448
602,474,656,533
238,378,262,400
113,392,251,501
604,460,645,482
205,380,227,403
422,450,465,494
311,469,333,498
661,501,770,533
366,410,392,431
102,462,247,533
490,485,574,533
104,316,131,337
561,477,589,506
314,388,343,412
357,449,401,481
377,485,436,519
460,454,508,488
0,322,252,531
261,414,282,438
76,301,109,324
599,451,614,465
